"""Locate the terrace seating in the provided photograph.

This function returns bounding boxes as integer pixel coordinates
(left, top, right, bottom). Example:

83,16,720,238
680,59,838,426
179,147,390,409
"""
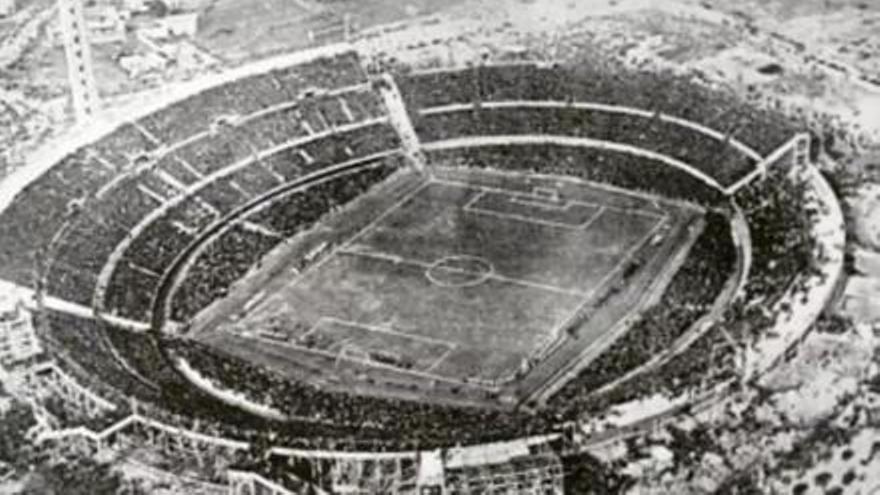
172,130,257,177
105,263,160,321
0,150,119,285
46,267,97,306
548,211,737,415
41,311,155,403
101,125,401,321
136,52,368,145
166,338,558,451
564,169,818,416
425,145,726,205
36,165,818,454
1,54,819,456
170,161,399,322
52,217,128,277
97,178,164,230
88,123,158,168
735,171,819,306
399,63,796,155
169,225,280,321
415,107,756,186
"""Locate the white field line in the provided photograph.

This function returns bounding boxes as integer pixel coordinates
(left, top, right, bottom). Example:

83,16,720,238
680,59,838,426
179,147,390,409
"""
424,345,458,374
238,329,494,390
436,178,664,220
546,213,669,343
430,165,699,214
463,191,604,231
338,248,589,298
276,176,430,297
338,179,432,250
313,316,458,349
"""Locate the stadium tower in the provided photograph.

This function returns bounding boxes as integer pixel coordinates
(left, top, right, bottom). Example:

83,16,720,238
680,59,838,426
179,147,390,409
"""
57,0,100,123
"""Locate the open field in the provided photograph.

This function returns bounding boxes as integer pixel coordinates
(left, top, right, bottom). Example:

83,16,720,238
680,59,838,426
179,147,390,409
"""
196,0,468,63
195,167,700,408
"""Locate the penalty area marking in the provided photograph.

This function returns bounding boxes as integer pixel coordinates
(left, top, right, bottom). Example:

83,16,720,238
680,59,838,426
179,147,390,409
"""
463,190,608,231
310,316,459,349
240,317,501,387
437,178,665,220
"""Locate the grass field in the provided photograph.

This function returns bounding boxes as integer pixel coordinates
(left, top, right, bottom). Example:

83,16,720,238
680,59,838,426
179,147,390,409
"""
195,166,699,409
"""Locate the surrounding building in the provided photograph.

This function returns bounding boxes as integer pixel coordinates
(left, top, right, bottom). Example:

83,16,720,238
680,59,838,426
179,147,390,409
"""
0,292,40,368
138,11,199,39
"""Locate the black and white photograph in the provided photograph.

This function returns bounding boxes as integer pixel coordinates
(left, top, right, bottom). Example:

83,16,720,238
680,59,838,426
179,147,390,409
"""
0,0,877,492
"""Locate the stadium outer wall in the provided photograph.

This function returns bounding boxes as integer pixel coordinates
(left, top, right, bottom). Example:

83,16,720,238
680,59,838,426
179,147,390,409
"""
0,46,847,493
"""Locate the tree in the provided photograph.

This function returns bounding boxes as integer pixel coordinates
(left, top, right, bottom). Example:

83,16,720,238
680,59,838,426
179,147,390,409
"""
22,458,123,495
0,400,36,468
562,452,634,495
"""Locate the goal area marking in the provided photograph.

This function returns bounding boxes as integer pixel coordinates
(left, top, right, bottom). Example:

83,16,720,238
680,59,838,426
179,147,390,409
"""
243,176,674,388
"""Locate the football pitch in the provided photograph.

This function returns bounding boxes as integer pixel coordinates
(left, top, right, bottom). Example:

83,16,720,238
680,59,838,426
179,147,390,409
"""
198,167,699,407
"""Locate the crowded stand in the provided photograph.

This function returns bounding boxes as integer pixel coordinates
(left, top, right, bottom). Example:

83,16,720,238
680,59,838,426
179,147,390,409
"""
547,212,737,414
30,166,816,456
51,217,127,277
734,170,820,307
171,163,399,321
153,155,202,186
45,267,97,306
399,63,796,155
137,172,184,200
260,148,311,181
299,124,400,170
0,150,114,285
170,224,279,321
171,130,257,177
123,215,196,275
197,177,252,215
314,96,353,128
344,90,387,122
136,52,368,144
569,170,818,416
40,310,154,405
0,47,831,468
425,144,726,205
164,338,555,450
238,105,312,150
88,123,158,168
103,204,207,320
235,90,389,150
0,51,382,298
53,311,548,452
96,177,163,229
104,263,160,322
415,107,756,186
102,124,400,320
227,164,282,196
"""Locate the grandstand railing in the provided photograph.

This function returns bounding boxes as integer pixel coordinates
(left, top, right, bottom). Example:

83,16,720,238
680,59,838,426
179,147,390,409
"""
29,362,117,412
573,154,846,445
420,100,763,164
744,155,845,378
152,150,402,329
0,43,361,222
724,132,810,195
422,135,727,191
93,118,392,318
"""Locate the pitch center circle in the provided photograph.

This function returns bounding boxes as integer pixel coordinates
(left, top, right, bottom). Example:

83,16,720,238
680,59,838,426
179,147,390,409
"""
425,255,494,288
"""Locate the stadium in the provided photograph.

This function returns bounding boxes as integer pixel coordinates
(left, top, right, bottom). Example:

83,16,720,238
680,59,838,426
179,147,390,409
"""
0,39,844,494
